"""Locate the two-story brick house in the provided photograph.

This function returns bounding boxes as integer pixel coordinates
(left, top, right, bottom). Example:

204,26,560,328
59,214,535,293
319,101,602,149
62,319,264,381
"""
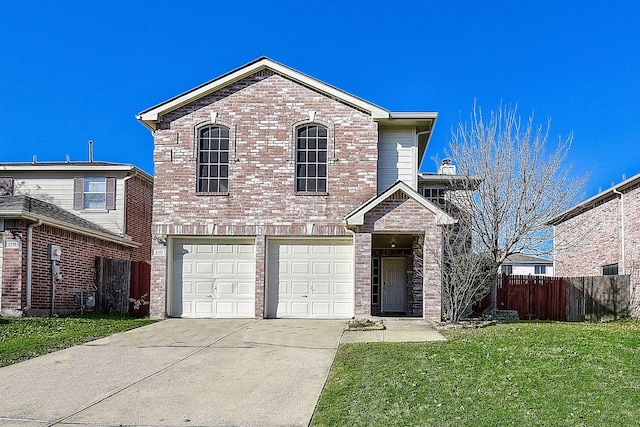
0,162,153,316
550,173,640,315
138,57,456,320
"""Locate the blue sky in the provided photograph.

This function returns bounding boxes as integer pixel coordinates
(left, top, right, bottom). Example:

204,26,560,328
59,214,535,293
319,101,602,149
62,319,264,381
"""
2,1,639,198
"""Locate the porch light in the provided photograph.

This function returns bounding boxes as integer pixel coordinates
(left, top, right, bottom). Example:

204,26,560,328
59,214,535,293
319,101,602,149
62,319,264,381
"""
390,241,396,248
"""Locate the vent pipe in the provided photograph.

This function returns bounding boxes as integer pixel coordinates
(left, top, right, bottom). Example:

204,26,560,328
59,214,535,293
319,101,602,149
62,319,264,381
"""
88,140,94,163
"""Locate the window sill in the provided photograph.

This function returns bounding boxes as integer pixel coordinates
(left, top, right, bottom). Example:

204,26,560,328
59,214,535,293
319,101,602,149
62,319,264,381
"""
294,192,329,196
196,192,230,196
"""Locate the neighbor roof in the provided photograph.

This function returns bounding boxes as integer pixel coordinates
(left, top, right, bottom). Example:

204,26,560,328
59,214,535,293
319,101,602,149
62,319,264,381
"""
0,195,139,248
137,57,438,131
0,161,153,182
549,172,640,226
503,253,553,265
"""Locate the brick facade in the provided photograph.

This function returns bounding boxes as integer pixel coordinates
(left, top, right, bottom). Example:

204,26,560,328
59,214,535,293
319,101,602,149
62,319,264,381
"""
141,59,450,321
149,72,378,318
353,190,444,321
1,220,134,316
125,174,153,262
554,184,640,316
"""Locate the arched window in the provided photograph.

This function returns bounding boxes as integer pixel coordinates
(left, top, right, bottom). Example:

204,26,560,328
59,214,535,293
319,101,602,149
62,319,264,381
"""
296,124,328,192
197,125,230,193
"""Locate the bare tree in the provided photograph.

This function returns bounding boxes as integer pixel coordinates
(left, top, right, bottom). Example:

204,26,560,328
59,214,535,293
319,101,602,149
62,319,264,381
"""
446,102,587,310
439,222,498,322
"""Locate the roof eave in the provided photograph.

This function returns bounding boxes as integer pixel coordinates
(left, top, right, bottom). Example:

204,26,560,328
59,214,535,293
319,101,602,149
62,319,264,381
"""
137,57,392,130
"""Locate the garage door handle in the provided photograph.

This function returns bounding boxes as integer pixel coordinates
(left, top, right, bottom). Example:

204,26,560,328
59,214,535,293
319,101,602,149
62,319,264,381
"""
302,295,308,298
206,295,213,298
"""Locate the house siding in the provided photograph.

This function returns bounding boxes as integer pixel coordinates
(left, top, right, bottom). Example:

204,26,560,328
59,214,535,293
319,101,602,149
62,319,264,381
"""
149,71,379,318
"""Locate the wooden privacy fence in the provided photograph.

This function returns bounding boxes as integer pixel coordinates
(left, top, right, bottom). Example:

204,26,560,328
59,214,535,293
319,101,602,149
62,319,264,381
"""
95,257,151,317
474,274,630,321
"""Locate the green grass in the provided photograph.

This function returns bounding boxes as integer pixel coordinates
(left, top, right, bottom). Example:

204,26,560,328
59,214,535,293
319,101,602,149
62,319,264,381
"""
312,320,640,426
0,314,155,367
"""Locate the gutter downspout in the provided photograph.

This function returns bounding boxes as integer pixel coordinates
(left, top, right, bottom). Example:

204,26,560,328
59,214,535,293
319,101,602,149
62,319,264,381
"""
121,170,138,238
613,188,625,274
24,219,43,313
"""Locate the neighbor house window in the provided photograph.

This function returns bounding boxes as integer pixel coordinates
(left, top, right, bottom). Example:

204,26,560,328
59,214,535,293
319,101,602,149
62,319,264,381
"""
534,265,546,275
502,265,513,275
73,177,116,210
603,263,618,276
296,124,327,193
198,125,230,193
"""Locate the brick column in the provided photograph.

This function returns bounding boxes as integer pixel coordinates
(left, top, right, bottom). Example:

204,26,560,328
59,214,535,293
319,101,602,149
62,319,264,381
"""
354,232,372,318
423,227,442,321
254,235,266,318
149,239,167,319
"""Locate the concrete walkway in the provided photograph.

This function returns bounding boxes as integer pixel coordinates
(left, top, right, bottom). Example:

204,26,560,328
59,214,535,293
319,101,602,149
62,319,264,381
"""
341,319,447,343
0,318,445,427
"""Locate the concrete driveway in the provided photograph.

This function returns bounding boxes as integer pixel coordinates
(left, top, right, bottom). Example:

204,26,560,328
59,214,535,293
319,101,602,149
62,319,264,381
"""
0,319,345,427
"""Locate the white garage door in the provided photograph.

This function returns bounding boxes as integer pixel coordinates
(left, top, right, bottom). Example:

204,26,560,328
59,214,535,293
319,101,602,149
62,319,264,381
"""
171,239,255,318
267,238,354,319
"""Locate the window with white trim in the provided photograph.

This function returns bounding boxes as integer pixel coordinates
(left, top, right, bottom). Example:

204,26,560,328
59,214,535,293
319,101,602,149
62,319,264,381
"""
534,265,546,275
73,177,116,210
197,125,230,193
296,124,328,193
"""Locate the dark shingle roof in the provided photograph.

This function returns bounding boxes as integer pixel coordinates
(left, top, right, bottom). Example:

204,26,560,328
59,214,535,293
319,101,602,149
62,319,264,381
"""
0,195,117,236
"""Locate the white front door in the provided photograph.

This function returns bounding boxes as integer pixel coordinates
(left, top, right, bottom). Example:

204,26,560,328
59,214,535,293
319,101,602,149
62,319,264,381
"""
382,258,406,312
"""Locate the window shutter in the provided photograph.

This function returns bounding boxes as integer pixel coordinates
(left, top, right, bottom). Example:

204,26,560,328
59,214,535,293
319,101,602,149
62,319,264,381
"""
73,177,84,210
105,177,116,210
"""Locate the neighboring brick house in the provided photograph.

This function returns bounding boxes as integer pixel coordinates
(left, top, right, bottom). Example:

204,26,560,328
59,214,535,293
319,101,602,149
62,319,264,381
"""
550,173,640,313
137,57,458,320
0,162,153,316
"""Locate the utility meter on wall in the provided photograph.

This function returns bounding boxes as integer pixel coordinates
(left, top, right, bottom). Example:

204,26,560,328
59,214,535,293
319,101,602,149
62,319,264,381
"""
48,244,62,261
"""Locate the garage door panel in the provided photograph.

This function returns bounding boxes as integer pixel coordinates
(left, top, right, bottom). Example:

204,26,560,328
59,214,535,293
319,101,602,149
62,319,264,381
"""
312,282,331,295
291,281,309,294
236,302,254,316
267,239,353,319
313,262,331,274
334,282,352,294
172,240,255,318
196,261,213,274
194,281,214,294
194,300,214,316
333,302,353,316
237,282,255,296
238,262,254,275
290,302,310,315
291,262,309,274
311,302,331,315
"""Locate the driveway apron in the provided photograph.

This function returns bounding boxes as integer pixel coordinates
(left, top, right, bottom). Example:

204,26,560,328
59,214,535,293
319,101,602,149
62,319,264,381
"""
0,319,345,427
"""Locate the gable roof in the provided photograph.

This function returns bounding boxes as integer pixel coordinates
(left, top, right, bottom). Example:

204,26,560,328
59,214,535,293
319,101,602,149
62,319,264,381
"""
137,57,437,131
0,195,139,248
344,181,457,228
549,171,640,226
503,253,553,265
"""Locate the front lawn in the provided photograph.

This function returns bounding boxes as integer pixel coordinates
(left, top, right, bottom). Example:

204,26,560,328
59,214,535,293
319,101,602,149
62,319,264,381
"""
312,320,640,426
0,314,155,367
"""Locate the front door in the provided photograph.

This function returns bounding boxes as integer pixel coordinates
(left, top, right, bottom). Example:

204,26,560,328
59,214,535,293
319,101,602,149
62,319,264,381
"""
382,258,406,312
